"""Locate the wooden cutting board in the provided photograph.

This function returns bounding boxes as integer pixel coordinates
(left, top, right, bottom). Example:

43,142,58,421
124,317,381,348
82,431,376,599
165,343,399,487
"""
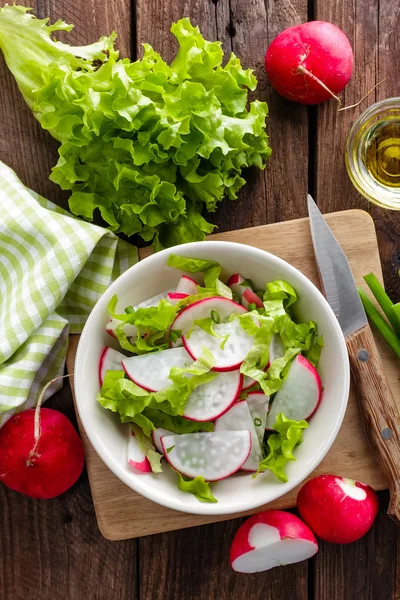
66,209,399,541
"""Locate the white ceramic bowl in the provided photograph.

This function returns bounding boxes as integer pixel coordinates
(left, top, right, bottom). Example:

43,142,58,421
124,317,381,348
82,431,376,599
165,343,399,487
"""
74,241,350,515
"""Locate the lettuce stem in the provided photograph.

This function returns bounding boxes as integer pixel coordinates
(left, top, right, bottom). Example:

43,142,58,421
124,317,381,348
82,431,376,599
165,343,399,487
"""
363,273,400,336
358,288,400,358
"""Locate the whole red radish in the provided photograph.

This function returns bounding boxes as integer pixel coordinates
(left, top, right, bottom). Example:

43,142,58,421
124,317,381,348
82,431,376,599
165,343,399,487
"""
297,474,379,543
230,509,318,573
0,407,84,499
265,21,353,105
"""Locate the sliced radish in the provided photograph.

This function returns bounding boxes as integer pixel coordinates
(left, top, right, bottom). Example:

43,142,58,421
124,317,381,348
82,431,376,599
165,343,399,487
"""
183,318,255,372
228,273,251,302
242,288,263,309
152,427,172,454
99,347,126,386
266,354,322,427
242,375,257,390
167,292,189,305
136,290,172,309
127,431,151,473
176,275,198,296
184,370,242,421
230,510,318,573
161,430,251,481
246,392,269,446
214,400,262,472
122,347,191,392
106,317,137,339
170,296,247,346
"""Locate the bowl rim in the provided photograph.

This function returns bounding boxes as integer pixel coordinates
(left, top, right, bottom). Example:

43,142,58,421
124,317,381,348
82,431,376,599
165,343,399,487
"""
74,240,350,515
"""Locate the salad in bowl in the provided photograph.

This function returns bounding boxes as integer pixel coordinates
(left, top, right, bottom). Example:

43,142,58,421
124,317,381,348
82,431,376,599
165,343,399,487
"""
74,241,349,515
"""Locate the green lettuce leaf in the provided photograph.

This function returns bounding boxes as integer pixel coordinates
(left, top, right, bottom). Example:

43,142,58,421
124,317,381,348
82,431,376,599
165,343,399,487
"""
263,280,297,307
141,408,213,434
255,413,308,482
0,8,271,250
167,254,231,298
130,423,162,473
175,472,217,503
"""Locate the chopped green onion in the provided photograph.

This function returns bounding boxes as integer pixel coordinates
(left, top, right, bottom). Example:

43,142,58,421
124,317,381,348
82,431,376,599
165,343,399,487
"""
210,310,220,324
166,446,175,454
170,330,181,343
254,417,262,427
124,306,135,314
363,273,400,336
248,303,257,311
358,288,400,358
219,334,229,350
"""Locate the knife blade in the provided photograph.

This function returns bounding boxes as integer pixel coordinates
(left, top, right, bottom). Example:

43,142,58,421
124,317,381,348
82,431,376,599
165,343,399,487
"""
307,194,400,526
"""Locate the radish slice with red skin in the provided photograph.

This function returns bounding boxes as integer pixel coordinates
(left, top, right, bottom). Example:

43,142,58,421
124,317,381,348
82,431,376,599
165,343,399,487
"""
297,475,379,544
127,431,152,473
167,292,188,305
214,400,262,471
242,288,263,309
242,375,257,390
227,273,250,302
246,392,269,446
99,347,126,386
170,296,247,345
184,370,242,421
161,430,252,481
266,355,322,427
183,319,256,372
105,290,172,339
152,428,172,454
176,275,198,296
230,510,318,573
122,347,191,392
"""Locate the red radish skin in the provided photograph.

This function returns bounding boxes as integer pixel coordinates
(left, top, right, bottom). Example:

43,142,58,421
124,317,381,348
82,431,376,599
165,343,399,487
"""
127,431,152,473
176,275,198,296
297,475,379,544
242,288,263,309
265,21,354,105
167,292,189,305
0,408,84,499
230,510,318,573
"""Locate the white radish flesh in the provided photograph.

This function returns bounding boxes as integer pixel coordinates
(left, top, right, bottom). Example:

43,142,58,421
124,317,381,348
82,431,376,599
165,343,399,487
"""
122,347,191,392
228,273,250,302
214,400,262,471
246,392,269,446
266,354,322,427
183,319,255,372
161,430,251,481
152,428,172,454
184,370,242,421
105,290,172,339
127,431,151,473
176,275,198,296
99,347,126,386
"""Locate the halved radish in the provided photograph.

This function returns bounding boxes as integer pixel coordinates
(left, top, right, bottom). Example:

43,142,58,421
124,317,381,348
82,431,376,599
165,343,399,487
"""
176,275,198,296
214,400,262,472
183,318,255,372
228,273,251,302
242,288,263,309
170,296,247,345
184,370,242,421
230,510,318,573
246,392,269,446
106,317,137,339
99,347,126,386
161,430,251,481
122,347,191,392
127,431,151,473
167,292,188,305
242,375,257,390
152,427,172,454
266,354,322,427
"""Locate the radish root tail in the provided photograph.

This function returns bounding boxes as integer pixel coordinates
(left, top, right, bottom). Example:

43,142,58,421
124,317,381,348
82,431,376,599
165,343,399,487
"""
337,78,387,112
27,374,72,466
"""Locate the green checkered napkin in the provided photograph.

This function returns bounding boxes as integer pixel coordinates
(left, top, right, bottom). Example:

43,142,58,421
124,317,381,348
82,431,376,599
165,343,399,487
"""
0,161,137,426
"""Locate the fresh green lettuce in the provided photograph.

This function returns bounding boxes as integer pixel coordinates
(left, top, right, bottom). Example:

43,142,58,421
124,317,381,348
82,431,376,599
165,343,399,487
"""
130,424,163,473
0,7,271,250
141,408,213,434
255,413,308,482
175,472,217,503
167,254,231,298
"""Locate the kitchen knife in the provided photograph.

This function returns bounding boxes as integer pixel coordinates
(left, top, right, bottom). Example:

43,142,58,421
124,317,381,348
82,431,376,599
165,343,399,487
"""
307,194,400,525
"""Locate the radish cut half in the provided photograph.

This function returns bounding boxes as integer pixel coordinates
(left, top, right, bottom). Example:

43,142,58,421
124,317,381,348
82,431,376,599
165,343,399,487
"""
242,375,256,390
161,430,251,481
246,392,269,446
171,297,247,341
230,510,318,573
242,288,263,309
127,431,151,473
266,354,322,427
183,370,242,421
176,275,198,296
99,347,126,386
214,400,262,471
228,273,250,302
183,319,255,372
152,428,172,454
106,317,137,339
122,347,191,392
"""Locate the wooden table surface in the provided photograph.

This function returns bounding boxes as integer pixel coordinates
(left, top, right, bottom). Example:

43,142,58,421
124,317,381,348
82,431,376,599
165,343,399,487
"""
0,0,399,598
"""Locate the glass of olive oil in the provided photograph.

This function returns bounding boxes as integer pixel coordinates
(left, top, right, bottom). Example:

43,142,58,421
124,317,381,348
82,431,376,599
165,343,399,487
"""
346,98,400,210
